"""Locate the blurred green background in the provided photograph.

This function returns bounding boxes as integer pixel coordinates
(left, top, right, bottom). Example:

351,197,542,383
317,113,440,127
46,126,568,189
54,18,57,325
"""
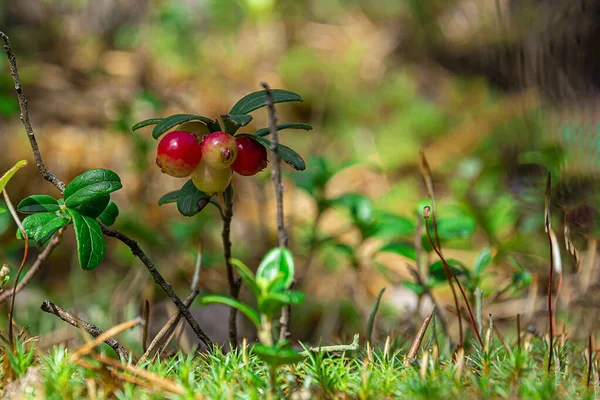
0,0,596,352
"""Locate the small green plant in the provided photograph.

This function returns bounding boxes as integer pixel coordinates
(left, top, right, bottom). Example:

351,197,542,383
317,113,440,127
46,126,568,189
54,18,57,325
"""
201,247,306,393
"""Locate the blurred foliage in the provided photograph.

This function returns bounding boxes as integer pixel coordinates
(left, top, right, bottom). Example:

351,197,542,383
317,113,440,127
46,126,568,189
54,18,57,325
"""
0,0,593,349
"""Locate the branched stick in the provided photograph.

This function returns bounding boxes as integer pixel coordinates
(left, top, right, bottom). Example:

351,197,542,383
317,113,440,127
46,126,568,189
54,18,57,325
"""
222,186,240,348
1,30,213,348
0,229,64,304
261,82,291,341
40,299,132,361
101,226,212,348
0,32,65,192
137,245,204,365
301,334,360,355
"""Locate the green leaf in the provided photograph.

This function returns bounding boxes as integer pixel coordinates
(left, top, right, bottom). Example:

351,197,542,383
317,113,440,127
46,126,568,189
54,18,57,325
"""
329,193,375,229
428,259,467,286
473,248,492,276
230,258,261,297
63,169,122,208
252,344,305,367
367,287,386,344
229,89,303,115
258,291,305,316
368,213,414,239
158,190,181,206
221,114,252,135
132,118,163,131
72,195,110,219
256,248,295,293
17,213,69,246
236,134,306,171
435,215,477,241
69,209,106,271
0,207,5,214
176,180,211,217
0,160,27,191
402,280,425,295
201,295,261,328
17,195,60,214
378,242,417,261
98,201,119,226
152,114,214,139
254,122,313,137
158,190,180,206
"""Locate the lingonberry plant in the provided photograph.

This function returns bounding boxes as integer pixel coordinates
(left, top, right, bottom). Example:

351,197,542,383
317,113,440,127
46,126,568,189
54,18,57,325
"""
155,130,203,177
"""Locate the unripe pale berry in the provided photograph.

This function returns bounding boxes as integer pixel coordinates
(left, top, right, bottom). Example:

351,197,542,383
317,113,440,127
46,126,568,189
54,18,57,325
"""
201,131,238,169
231,136,268,176
156,131,202,177
191,159,232,194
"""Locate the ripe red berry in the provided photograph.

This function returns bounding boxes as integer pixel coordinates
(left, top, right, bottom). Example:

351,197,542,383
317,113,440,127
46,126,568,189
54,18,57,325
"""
231,136,268,176
156,131,202,178
191,159,233,194
201,131,238,169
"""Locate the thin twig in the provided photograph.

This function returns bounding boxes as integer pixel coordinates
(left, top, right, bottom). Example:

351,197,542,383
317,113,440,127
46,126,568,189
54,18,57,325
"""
0,229,64,304
221,187,240,348
101,225,212,348
40,300,132,360
300,333,360,355
517,314,521,351
136,246,204,365
0,32,66,192
588,335,594,388
3,188,28,346
71,317,143,361
261,82,291,342
142,300,150,352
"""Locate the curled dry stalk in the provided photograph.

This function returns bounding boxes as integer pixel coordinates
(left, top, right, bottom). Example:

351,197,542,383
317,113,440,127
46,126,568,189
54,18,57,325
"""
424,206,484,349
0,30,212,349
261,82,292,341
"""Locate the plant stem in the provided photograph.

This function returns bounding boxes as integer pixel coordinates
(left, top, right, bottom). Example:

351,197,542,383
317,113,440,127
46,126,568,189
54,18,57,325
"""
544,173,554,373
1,30,213,349
261,82,292,342
222,184,240,349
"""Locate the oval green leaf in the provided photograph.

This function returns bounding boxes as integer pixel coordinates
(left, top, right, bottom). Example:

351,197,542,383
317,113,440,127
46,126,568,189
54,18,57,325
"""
368,213,414,239
378,242,417,261
152,114,215,139
69,209,106,271
473,247,492,276
132,118,163,132
72,195,110,219
0,160,27,191
64,169,122,208
17,212,69,246
230,258,260,297
201,295,261,328
258,291,305,316
176,180,211,217
229,89,303,115
254,123,313,137
17,195,60,214
256,248,295,293
98,201,119,226
428,259,467,287
236,134,306,171
158,190,180,206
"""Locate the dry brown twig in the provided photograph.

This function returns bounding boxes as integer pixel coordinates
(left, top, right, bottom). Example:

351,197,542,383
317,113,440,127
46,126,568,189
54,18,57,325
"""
261,82,292,342
0,30,213,349
40,300,132,360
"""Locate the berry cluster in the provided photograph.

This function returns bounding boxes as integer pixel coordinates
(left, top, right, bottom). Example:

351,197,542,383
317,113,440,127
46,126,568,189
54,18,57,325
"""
156,129,268,194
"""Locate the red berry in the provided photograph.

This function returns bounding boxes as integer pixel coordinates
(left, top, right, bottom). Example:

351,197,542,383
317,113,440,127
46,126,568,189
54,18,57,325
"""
201,131,238,169
191,159,232,194
231,137,268,176
156,131,202,178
